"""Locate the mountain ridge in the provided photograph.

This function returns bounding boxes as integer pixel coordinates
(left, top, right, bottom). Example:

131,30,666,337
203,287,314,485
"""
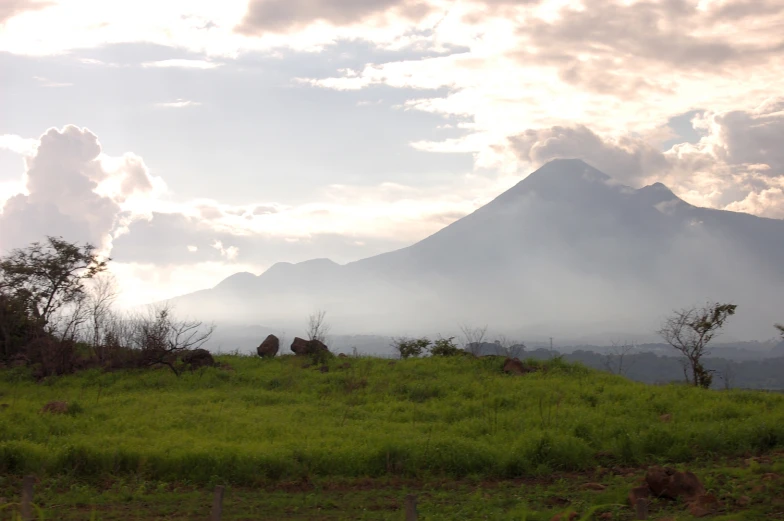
170,159,784,340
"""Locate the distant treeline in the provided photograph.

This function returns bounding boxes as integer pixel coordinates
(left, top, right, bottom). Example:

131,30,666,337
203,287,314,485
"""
522,348,784,391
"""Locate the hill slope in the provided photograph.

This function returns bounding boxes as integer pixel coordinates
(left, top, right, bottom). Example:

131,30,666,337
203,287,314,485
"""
170,159,784,339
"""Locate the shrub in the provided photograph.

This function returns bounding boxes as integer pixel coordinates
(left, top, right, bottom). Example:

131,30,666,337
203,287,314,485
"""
391,337,431,359
430,336,463,357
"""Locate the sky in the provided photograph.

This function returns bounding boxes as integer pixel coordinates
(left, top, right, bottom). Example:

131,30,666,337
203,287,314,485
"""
1,0,783,309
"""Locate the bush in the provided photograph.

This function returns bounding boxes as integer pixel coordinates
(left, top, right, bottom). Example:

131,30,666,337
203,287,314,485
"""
391,337,431,359
430,336,463,357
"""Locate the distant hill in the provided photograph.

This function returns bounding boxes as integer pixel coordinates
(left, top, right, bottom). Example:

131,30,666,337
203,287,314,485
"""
169,159,784,340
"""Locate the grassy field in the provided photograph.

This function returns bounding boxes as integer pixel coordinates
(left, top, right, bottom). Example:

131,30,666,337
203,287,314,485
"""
1,354,784,519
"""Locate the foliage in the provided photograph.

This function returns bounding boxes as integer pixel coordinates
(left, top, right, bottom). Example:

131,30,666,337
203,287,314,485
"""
0,292,45,360
430,336,463,357
306,310,330,344
1,355,783,487
130,304,215,376
0,236,108,328
391,336,431,358
658,302,737,388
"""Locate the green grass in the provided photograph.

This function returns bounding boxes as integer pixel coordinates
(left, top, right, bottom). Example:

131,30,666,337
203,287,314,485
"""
2,354,784,519
1,354,783,488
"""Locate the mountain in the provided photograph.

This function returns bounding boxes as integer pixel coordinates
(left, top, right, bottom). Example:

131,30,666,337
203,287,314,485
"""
168,159,784,341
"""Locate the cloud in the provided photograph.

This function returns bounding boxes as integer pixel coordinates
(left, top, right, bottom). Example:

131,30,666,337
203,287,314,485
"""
236,0,435,34
155,99,202,108
504,97,784,218
0,0,53,24
32,75,73,87
507,125,671,186
142,59,221,69
0,134,39,155
212,239,239,260
0,125,159,253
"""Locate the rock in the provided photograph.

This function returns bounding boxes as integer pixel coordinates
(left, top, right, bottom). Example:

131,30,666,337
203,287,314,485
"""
659,413,672,423
338,353,348,358
628,485,650,506
257,335,280,358
645,466,705,501
598,514,612,520
181,348,215,369
503,357,535,375
550,512,578,521
291,337,310,355
737,495,750,506
41,401,69,414
581,483,606,491
291,337,330,356
688,493,718,518
338,363,352,370
319,365,329,373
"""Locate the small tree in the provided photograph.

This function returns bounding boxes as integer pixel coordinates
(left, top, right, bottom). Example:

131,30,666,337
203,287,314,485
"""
718,360,736,390
460,323,488,356
430,336,463,357
0,236,108,328
391,337,431,359
658,302,737,388
496,335,526,358
132,304,215,376
602,340,637,376
86,274,118,362
307,310,331,344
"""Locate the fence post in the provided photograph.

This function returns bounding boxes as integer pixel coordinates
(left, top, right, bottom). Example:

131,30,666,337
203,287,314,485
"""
405,494,417,521
211,485,225,521
21,475,34,521
635,498,648,520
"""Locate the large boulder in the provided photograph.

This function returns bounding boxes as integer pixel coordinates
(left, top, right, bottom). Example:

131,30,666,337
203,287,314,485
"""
181,348,215,369
257,335,280,357
290,337,330,356
645,467,705,501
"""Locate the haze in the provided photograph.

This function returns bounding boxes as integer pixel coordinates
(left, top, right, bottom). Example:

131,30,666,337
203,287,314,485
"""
2,0,784,345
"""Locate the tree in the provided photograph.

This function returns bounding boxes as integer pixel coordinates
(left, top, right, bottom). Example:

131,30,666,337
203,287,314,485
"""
430,336,463,357
496,335,526,358
658,302,737,388
85,274,118,361
460,323,488,356
306,310,331,344
0,236,108,328
131,304,215,376
602,340,637,376
0,292,45,359
717,360,736,391
391,337,431,359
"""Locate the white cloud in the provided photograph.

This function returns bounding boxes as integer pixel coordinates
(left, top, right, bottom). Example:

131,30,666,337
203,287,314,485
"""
32,75,72,87
155,99,202,109
211,239,239,260
0,134,39,155
142,59,221,69
0,125,161,254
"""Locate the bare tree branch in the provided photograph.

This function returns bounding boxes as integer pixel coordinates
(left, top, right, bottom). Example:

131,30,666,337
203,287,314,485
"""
460,323,488,356
658,302,737,388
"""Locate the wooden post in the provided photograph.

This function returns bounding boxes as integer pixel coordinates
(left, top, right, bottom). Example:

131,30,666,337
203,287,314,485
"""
21,475,34,521
635,498,648,520
211,485,225,521
405,494,417,521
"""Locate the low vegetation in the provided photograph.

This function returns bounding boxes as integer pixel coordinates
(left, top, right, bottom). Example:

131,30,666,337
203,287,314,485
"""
2,237,784,519
2,355,783,485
